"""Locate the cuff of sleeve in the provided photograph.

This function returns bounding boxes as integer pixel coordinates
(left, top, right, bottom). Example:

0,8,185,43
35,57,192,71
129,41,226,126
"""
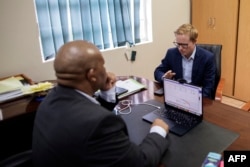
161,75,166,81
99,86,116,103
150,126,167,138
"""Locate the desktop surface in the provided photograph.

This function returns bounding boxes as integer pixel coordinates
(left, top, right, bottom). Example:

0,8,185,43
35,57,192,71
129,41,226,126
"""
119,77,249,148
120,99,239,167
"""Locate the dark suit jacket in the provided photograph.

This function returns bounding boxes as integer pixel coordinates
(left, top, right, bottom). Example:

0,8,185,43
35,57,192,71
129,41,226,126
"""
154,46,216,99
32,85,168,167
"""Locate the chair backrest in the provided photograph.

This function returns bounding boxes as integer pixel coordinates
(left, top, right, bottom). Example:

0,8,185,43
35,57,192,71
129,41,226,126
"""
0,150,33,167
196,44,223,99
0,111,35,167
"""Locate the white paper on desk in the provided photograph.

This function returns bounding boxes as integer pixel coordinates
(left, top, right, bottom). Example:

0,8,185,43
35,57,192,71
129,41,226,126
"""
116,78,146,99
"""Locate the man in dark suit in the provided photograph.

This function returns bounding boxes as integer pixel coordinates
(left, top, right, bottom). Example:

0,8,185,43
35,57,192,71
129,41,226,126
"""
154,24,216,99
32,40,169,167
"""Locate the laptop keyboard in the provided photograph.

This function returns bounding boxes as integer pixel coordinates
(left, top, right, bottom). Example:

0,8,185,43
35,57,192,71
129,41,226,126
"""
154,108,199,127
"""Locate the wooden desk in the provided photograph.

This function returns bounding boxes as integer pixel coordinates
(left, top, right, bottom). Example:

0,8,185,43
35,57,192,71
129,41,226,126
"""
0,76,249,161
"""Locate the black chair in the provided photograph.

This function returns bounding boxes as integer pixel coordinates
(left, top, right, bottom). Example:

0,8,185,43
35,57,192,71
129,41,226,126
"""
0,111,35,167
0,150,32,167
196,44,225,101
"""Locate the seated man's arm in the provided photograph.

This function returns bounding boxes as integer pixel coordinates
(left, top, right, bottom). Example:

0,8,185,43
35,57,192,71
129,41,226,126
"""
154,54,170,83
89,115,169,167
97,86,118,111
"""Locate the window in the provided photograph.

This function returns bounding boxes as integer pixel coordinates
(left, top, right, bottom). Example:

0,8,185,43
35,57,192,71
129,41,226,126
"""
34,0,152,61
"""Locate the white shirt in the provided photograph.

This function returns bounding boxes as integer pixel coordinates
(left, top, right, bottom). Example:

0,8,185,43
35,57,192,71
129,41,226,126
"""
182,47,196,83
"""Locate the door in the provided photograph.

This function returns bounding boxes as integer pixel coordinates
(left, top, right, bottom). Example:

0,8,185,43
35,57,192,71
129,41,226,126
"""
234,0,250,101
191,0,239,96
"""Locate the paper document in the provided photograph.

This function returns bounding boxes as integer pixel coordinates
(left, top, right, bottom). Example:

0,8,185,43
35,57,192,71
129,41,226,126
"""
116,78,147,99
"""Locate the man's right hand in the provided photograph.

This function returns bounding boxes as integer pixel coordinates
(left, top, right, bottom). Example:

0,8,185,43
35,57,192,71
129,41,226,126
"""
162,70,176,79
152,118,169,132
100,72,116,91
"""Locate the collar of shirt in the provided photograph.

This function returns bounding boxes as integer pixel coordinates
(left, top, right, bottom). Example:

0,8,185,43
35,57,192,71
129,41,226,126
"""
75,86,116,105
182,46,196,61
75,89,100,105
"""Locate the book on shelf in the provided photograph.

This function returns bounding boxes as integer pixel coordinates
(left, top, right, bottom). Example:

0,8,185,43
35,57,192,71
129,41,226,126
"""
115,78,147,99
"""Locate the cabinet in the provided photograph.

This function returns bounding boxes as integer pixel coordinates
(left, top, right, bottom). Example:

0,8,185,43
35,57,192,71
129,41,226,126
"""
234,0,250,101
191,0,240,98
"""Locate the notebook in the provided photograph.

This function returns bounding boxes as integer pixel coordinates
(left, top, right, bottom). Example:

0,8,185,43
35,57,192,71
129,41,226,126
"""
142,78,203,136
115,78,146,99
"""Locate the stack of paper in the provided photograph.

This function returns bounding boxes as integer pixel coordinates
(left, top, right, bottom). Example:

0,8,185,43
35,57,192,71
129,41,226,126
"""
22,82,54,94
116,78,147,99
0,77,26,102
0,76,53,103
0,77,24,94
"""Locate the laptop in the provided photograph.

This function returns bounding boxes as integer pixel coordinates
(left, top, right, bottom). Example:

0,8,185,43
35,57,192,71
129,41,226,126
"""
142,78,203,136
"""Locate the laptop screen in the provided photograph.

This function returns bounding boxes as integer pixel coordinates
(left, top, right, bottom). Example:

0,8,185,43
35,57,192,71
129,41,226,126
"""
163,78,202,116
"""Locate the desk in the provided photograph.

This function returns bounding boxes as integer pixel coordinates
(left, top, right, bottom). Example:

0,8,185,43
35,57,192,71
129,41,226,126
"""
116,76,250,151
0,76,249,162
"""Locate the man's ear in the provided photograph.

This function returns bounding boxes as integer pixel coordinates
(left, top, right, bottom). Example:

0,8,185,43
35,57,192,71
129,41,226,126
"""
87,68,96,82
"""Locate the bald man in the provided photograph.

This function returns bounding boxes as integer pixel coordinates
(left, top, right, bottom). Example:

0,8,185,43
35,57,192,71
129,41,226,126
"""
32,40,169,167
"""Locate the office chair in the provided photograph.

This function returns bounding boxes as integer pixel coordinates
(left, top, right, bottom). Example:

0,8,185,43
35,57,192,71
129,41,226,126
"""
0,150,33,167
196,44,225,101
0,111,35,167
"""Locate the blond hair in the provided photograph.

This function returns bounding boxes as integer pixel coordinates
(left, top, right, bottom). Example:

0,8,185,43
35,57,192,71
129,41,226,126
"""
174,23,198,42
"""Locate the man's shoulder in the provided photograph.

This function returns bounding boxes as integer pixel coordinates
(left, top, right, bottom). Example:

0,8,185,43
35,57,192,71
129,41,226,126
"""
167,47,179,53
166,47,181,58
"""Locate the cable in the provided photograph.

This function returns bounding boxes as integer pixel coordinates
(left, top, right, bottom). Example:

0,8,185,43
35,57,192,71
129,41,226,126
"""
116,100,133,115
115,100,161,115
140,103,161,109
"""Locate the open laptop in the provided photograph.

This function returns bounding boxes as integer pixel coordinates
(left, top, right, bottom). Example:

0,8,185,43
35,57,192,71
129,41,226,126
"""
142,78,203,136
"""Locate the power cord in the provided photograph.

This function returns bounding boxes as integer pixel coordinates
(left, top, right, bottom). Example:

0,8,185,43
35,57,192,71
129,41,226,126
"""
115,100,133,115
140,103,161,109
115,100,161,115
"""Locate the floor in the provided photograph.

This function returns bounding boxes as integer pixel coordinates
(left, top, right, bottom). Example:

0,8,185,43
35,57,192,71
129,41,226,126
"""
221,96,246,109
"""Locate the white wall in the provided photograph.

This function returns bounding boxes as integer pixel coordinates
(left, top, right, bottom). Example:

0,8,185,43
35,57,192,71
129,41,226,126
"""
0,0,190,82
